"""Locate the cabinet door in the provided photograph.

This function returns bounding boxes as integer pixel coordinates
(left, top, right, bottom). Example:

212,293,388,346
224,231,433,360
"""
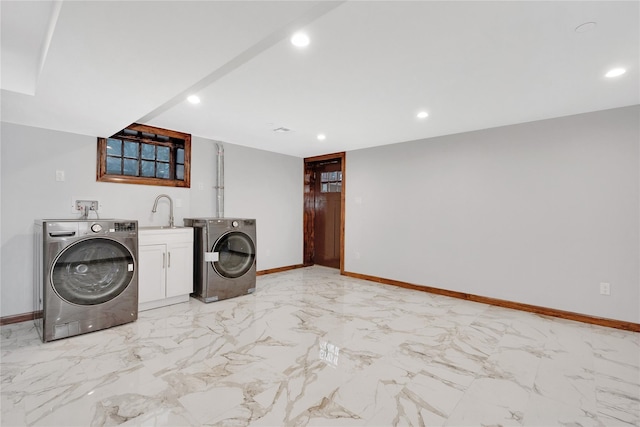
138,244,166,304
165,241,193,298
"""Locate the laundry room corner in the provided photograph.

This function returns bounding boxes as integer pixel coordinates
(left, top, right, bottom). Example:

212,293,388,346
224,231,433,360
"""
0,123,305,320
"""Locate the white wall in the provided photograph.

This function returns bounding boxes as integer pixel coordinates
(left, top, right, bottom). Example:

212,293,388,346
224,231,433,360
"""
345,106,640,323
223,143,303,271
3,106,637,323
0,128,2,310
0,124,303,317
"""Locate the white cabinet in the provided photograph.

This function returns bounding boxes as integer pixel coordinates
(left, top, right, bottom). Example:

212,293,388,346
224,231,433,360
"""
139,244,166,304
138,227,193,311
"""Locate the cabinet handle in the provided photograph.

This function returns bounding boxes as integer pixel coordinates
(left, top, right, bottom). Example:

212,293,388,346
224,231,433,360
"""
168,252,171,268
162,253,166,268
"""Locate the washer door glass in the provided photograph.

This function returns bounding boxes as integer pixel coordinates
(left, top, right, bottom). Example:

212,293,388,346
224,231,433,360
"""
212,231,255,278
52,238,135,305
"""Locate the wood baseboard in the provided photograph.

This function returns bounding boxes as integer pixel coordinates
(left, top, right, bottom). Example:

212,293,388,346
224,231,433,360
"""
257,264,305,276
0,311,41,326
343,271,640,333
5,269,636,333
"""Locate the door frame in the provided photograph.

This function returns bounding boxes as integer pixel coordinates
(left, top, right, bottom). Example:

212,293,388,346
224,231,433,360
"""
303,151,346,273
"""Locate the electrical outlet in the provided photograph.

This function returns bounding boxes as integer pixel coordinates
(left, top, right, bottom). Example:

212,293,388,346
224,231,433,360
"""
599,282,611,296
73,199,99,215
55,170,65,182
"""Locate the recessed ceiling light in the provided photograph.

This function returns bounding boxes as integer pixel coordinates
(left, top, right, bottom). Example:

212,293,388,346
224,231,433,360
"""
317,134,326,141
291,32,310,48
417,111,429,119
187,95,200,104
605,68,626,78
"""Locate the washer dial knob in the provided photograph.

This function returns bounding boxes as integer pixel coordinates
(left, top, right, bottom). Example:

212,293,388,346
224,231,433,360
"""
91,223,102,233
232,220,239,228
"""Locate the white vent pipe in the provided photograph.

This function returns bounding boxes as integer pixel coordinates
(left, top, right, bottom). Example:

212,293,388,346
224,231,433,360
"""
215,143,224,218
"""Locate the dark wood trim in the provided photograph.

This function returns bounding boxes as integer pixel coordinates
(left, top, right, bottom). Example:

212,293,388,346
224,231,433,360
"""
256,264,305,276
182,136,192,188
303,161,315,266
343,271,640,333
97,136,107,181
127,123,190,141
304,152,346,163
97,124,191,188
1,311,41,326
339,155,346,274
303,152,346,273
7,272,636,333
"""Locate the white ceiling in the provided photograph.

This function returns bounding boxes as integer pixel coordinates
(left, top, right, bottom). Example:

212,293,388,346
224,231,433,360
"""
2,1,638,158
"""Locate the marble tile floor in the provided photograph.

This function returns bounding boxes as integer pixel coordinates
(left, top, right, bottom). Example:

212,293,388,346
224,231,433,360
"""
1,266,639,427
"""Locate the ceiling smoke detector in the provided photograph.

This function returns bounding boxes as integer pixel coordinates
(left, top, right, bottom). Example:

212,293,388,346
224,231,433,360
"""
574,22,597,33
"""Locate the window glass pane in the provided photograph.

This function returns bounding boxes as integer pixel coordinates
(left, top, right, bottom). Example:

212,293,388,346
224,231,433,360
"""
157,146,170,162
124,142,138,159
329,171,338,181
123,159,138,176
321,183,328,193
156,162,169,179
107,139,122,156
338,171,342,181
141,160,155,177
98,126,190,188
321,172,329,182
106,156,121,174
141,143,155,160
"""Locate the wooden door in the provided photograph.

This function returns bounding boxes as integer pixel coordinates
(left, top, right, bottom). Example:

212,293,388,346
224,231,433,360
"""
313,161,342,268
303,152,345,270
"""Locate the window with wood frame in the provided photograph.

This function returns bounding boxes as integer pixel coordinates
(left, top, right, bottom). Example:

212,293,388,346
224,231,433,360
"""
97,123,190,188
320,171,342,193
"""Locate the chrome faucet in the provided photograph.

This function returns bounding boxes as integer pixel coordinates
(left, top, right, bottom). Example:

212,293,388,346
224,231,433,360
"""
151,194,174,228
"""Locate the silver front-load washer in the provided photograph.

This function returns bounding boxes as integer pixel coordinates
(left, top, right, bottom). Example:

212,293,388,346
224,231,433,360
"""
183,218,256,303
34,219,138,342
